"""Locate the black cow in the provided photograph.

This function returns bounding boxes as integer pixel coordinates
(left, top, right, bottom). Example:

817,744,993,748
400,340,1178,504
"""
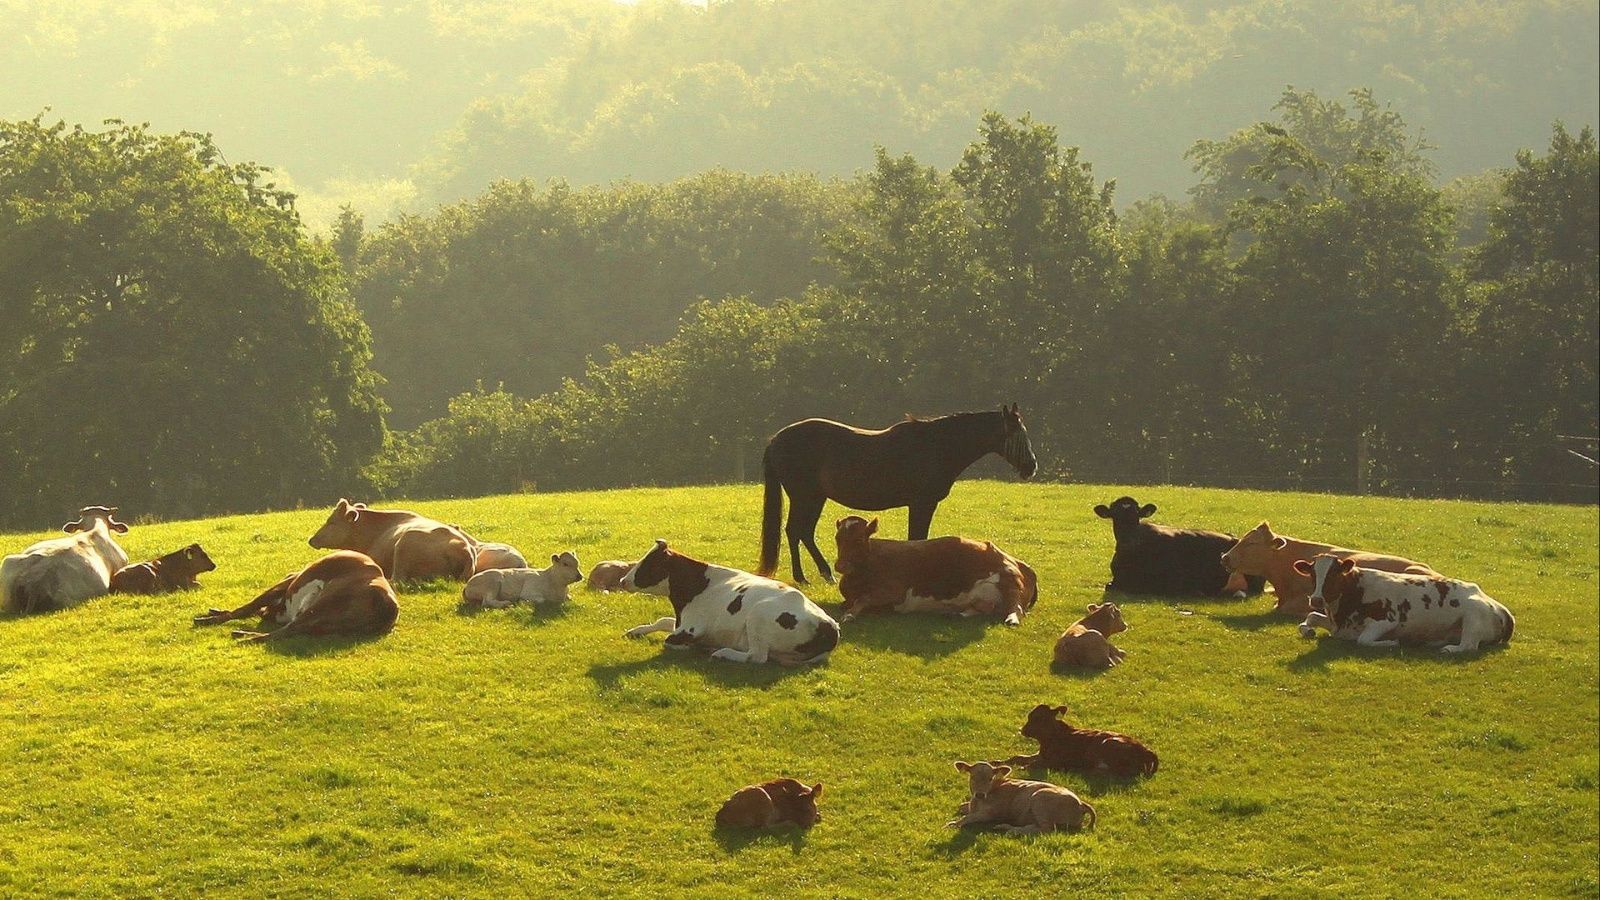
1094,497,1265,597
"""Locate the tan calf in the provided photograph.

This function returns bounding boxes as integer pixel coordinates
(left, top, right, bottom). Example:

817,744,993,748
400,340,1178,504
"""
309,499,474,583
1052,602,1127,668
947,762,1095,835
587,560,632,592
1220,521,1437,617
715,779,824,828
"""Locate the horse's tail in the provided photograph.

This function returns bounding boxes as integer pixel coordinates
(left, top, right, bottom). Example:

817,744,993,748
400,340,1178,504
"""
758,446,783,577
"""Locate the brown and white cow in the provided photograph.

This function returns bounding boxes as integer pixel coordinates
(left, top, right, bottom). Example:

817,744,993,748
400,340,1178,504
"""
308,499,474,583
715,778,824,829
947,761,1095,835
192,550,398,642
621,539,839,666
832,516,1038,625
110,543,216,594
1,506,130,615
1221,521,1438,617
1052,602,1127,669
1295,554,1514,653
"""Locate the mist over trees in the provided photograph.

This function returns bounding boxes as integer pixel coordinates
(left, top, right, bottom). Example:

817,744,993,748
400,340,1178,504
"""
5,1,1595,224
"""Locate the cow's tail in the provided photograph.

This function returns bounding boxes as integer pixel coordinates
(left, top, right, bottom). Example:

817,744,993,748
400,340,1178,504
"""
1497,606,1515,644
757,448,783,577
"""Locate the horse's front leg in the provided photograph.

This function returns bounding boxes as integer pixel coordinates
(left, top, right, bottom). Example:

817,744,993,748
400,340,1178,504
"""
907,501,938,541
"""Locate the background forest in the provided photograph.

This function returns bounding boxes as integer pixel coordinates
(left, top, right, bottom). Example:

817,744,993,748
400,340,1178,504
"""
1,0,1596,526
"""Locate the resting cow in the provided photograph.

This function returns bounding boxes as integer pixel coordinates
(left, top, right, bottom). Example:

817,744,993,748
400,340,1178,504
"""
715,779,824,829
1220,521,1438,617
462,551,582,608
1296,555,1514,653
192,550,399,642
110,544,216,594
473,542,527,573
832,515,1038,625
309,499,474,582
947,761,1095,835
1002,703,1158,779
1,506,130,615
621,539,839,666
587,560,632,592
1095,496,1262,597
1052,602,1127,669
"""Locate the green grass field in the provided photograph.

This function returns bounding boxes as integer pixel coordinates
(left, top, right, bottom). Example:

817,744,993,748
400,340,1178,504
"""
0,483,1594,897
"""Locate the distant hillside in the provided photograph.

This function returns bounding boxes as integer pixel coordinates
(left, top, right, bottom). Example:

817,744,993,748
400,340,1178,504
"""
5,1,1595,225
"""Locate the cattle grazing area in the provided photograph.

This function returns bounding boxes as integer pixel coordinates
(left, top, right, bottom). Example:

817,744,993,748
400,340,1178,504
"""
0,483,1593,896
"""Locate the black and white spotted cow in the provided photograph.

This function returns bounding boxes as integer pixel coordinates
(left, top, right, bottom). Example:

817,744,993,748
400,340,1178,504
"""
1295,554,1515,653
621,539,839,666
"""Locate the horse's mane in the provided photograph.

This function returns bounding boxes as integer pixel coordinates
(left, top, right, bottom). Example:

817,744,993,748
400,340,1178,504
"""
896,409,1000,426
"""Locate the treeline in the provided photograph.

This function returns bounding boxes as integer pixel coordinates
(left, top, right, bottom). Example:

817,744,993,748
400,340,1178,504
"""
384,94,1598,504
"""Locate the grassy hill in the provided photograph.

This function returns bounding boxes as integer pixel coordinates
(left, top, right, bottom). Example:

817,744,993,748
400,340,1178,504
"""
0,483,1594,896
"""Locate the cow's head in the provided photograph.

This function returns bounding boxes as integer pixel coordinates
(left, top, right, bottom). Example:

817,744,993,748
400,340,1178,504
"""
1021,703,1071,743
1083,602,1127,636
1094,496,1156,523
1221,521,1286,573
549,550,583,585
955,760,1011,801
620,539,673,595
1294,554,1357,615
832,515,878,573
999,404,1037,480
64,506,128,534
768,778,825,826
164,543,217,576
308,499,362,549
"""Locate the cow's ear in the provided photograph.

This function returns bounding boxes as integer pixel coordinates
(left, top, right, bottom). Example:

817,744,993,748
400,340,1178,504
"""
345,507,360,522
1093,505,1111,518
954,761,971,773
1271,537,1289,550
993,765,1012,780
1086,603,1100,612
810,783,824,798
1292,559,1314,575
1052,705,1069,716
184,547,196,560
1338,558,1356,573
552,554,561,565
654,538,668,551
335,498,350,512
109,520,129,533
1139,503,1157,518
866,518,879,536
62,520,83,533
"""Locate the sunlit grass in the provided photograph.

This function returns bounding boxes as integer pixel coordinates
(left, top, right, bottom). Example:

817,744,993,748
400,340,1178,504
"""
0,483,1594,896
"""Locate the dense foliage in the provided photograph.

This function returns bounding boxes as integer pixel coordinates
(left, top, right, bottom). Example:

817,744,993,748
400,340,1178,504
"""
0,118,386,526
382,98,1598,503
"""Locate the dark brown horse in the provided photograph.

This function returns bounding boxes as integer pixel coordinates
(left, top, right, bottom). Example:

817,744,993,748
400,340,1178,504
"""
758,405,1037,583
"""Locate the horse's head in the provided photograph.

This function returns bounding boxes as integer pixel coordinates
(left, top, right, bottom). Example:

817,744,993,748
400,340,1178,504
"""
1000,404,1037,479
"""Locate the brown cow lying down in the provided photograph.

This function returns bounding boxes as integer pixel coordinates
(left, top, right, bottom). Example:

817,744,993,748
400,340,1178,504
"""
587,560,633,592
1221,521,1437,617
110,544,216,594
1002,703,1158,778
1052,602,1127,669
947,761,1095,834
309,499,474,582
715,778,824,829
833,516,1038,625
192,550,398,643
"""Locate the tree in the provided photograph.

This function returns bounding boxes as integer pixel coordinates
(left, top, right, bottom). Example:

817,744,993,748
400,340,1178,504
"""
0,117,386,525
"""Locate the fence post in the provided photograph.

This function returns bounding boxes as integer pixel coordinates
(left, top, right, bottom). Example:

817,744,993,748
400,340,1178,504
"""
1356,430,1370,495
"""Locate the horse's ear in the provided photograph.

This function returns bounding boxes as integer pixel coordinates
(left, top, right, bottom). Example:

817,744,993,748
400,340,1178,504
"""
866,518,879,536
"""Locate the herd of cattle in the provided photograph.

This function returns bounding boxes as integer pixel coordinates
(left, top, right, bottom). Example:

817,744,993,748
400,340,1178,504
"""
0,489,1513,835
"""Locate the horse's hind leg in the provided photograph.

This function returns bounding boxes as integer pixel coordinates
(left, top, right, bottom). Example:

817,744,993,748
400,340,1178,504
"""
786,493,832,584
908,501,937,541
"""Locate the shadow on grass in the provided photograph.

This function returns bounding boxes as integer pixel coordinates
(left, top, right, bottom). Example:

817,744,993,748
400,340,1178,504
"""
258,631,390,658
712,824,809,854
587,647,809,691
1000,761,1148,798
1284,636,1511,672
833,612,991,660
1048,658,1116,679
455,599,574,626
1209,610,1293,632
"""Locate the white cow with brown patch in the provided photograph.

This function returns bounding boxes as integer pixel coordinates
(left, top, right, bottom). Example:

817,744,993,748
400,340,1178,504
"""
621,539,838,666
1296,554,1514,653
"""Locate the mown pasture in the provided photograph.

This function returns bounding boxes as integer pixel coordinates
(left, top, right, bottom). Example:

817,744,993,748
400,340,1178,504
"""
0,483,1594,897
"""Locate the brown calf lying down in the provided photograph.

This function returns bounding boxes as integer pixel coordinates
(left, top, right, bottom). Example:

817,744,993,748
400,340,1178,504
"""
1220,521,1437,617
1052,602,1127,668
833,515,1038,625
192,550,398,643
715,778,824,828
1002,703,1158,779
587,560,632,592
947,761,1094,834
110,544,216,594
309,499,474,582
